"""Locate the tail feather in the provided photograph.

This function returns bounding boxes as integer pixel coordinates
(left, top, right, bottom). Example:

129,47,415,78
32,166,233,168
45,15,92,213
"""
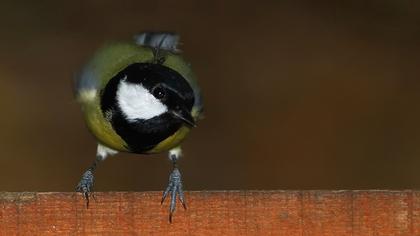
134,32,180,52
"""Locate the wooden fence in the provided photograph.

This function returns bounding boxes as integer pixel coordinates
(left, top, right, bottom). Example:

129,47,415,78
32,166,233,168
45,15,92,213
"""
0,191,419,235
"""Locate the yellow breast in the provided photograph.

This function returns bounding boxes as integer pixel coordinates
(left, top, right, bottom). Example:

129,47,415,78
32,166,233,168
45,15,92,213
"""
147,126,191,153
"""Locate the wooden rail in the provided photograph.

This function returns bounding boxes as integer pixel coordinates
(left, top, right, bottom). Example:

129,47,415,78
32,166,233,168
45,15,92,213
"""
0,191,419,235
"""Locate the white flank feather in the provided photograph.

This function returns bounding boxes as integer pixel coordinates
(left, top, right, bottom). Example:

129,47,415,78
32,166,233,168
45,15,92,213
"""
97,144,118,160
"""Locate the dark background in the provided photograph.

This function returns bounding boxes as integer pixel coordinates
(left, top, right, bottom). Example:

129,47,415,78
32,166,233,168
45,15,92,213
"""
1,0,420,191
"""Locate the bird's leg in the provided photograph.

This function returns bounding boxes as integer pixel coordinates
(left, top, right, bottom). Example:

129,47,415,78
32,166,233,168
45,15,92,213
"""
76,144,117,208
75,154,102,208
161,147,186,223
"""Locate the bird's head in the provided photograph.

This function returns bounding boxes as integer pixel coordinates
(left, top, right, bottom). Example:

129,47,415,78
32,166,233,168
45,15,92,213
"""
100,62,196,152
102,63,195,126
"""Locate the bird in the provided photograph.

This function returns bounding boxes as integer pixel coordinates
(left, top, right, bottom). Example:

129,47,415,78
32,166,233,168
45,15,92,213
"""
74,32,203,222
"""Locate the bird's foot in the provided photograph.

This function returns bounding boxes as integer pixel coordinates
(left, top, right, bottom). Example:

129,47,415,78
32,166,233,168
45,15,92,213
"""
75,169,95,208
161,168,186,223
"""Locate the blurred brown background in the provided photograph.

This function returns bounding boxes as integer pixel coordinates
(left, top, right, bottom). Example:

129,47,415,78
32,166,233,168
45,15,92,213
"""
0,0,419,191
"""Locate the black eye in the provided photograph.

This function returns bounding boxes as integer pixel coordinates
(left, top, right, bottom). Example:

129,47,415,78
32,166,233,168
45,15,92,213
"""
153,86,166,99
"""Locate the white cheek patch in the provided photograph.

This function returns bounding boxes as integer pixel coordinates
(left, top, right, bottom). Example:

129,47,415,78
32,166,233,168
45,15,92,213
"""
116,78,168,121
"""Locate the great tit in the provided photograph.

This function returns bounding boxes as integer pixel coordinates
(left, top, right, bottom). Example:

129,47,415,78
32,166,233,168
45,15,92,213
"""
74,32,203,222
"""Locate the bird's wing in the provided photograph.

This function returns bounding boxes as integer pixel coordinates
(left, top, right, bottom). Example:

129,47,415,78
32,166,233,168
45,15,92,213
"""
73,43,153,152
74,42,153,102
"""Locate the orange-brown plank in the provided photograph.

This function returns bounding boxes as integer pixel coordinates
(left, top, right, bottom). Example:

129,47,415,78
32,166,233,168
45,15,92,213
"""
0,191,419,235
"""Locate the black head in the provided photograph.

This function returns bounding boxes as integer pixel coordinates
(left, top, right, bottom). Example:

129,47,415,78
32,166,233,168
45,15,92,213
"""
101,63,195,153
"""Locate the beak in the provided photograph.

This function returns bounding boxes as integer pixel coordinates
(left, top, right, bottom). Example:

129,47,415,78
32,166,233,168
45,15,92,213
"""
171,106,196,128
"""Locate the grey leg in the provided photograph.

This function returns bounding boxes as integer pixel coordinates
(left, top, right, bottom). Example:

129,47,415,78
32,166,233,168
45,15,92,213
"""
75,155,102,208
76,144,117,208
161,147,186,223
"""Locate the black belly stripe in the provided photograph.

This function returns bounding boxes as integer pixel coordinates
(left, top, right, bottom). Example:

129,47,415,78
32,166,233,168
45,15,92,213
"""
111,112,182,153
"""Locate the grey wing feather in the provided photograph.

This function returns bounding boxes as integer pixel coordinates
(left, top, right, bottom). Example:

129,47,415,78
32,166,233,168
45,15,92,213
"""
73,62,99,97
75,68,98,91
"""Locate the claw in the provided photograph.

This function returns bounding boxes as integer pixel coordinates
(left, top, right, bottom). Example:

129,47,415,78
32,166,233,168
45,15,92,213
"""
170,185,177,212
76,170,95,209
91,192,97,202
161,185,171,204
178,186,187,210
179,196,187,210
84,192,90,209
161,168,187,223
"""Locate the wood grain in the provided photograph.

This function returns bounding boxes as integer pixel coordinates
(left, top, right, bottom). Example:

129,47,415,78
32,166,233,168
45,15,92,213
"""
0,191,418,235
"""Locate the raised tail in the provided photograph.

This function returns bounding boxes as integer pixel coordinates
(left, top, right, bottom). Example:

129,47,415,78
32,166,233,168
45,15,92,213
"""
134,32,180,53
